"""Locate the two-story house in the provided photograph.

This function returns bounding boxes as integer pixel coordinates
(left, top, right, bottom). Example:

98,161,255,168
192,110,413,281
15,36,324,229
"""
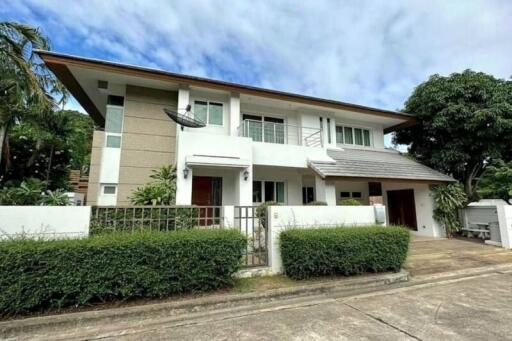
37,50,454,237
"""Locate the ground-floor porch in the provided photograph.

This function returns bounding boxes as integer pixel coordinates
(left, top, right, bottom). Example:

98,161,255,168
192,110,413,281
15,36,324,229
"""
175,164,445,237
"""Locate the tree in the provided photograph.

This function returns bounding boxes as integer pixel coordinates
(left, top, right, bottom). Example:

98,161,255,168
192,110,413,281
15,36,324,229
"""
130,166,177,205
2,110,94,189
394,70,512,198
0,21,67,172
432,183,467,237
476,160,512,204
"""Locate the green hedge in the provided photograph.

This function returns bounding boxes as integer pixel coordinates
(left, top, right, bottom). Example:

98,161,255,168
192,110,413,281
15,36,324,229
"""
280,226,410,279
0,229,246,316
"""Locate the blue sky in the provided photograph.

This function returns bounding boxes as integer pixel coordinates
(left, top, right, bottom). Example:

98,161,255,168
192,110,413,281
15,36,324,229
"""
2,1,512,147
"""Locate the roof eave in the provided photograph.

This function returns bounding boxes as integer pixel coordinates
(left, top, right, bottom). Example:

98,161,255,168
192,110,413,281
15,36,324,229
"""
36,49,415,124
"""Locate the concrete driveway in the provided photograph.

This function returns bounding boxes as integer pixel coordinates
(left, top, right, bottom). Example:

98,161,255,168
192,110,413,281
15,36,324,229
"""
406,234,512,276
59,268,512,340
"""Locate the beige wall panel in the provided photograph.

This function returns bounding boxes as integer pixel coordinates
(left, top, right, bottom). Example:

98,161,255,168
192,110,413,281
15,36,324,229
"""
121,133,176,153
86,183,99,205
91,130,105,148
118,167,157,186
120,149,174,168
126,85,178,106
123,116,175,136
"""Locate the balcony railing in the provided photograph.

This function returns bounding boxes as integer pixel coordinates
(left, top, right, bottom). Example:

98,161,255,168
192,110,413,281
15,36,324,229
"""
238,119,323,147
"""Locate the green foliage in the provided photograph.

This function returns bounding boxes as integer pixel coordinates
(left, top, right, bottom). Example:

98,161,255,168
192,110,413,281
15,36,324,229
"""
431,183,467,237
337,198,361,206
306,201,327,206
130,166,176,205
394,70,512,198
2,110,94,188
0,229,247,316
0,177,69,205
476,160,512,204
280,226,410,280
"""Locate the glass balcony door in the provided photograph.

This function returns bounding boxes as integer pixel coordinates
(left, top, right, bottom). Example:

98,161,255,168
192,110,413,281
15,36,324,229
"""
243,114,285,144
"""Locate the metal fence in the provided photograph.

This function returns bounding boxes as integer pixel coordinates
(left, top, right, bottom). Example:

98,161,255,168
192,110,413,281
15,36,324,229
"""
234,206,268,267
90,205,269,268
90,206,224,234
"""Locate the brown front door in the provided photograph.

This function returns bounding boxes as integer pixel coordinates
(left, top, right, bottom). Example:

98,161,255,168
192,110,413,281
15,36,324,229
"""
387,189,417,230
192,176,222,225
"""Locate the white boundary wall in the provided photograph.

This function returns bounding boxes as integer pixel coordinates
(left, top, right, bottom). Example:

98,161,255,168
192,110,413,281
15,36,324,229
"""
496,204,512,248
267,205,384,273
0,206,91,240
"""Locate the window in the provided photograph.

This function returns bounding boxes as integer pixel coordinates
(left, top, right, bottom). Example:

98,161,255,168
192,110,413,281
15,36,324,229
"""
106,135,121,148
340,191,351,198
107,95,124,106
102,185,117,195
336,125,371,147
327,118,331,144
336,126,343,144
302,187,314,204
194,100,223,125
253,181,262,202
243,114,284,144
253,181,286,203
105,106,124,133
352,192,362,198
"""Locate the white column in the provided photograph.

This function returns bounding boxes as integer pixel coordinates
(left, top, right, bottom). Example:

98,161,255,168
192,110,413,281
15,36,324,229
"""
229,92,241,136
175,86,191,205
237,166,253,206
315,175,336,206
497,204,512,248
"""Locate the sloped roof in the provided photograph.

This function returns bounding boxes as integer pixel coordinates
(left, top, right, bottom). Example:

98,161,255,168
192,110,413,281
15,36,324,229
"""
309,148,455,183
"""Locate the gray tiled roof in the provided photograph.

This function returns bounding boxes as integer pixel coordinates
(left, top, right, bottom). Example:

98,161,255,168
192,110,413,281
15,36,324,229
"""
309,148,455,182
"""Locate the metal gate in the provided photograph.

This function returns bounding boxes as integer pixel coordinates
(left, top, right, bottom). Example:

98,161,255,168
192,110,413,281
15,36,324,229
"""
235,206,268,267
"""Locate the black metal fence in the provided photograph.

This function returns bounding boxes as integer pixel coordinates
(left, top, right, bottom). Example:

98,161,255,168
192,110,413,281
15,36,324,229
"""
90,205,268,268
90,206,223,234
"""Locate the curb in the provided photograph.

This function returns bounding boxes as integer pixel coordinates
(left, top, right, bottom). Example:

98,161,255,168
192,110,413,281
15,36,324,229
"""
0,270,408,338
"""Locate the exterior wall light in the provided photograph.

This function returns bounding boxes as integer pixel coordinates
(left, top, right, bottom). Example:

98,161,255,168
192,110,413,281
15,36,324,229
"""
183,167,190,179
243,170,249,181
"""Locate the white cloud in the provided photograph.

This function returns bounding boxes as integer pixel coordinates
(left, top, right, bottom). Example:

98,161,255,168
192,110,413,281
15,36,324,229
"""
3,0,511,148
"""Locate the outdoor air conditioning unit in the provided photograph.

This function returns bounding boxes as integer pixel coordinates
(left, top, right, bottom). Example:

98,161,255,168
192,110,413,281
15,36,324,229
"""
97,80,109,93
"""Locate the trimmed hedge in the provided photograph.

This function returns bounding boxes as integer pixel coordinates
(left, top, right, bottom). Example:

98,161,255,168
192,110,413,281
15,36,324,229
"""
0,229,246,316
280,226,410,279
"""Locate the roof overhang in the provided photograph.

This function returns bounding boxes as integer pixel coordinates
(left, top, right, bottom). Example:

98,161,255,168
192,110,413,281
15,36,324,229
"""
36,50,415,130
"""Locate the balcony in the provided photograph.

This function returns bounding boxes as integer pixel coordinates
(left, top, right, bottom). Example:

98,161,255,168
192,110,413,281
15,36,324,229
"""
238,119,323,148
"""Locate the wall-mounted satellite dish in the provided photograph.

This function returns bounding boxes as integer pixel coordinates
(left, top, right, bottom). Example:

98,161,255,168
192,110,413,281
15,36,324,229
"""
163,104,206,130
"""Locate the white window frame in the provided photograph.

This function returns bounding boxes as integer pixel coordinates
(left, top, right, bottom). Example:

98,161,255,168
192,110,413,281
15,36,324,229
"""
104,104,124,149
252,180,287,204
335,124,373,147
241,111,287,144
193,99,224,126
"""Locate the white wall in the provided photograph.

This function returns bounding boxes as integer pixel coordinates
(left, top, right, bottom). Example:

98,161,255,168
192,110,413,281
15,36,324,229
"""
0,206,91,240
267,205,382,273
253,166,303,205
495,204,512,248
382,182,444,238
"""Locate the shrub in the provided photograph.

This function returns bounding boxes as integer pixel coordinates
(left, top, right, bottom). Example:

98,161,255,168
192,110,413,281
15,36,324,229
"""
337,198,361,206
280,226,410,280
0,229,246,316
306,201,327,206
0,178,69,206
130,165,176,205
432,183,467,237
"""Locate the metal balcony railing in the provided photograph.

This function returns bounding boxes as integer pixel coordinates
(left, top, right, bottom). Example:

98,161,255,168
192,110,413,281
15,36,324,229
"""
238,119,323,147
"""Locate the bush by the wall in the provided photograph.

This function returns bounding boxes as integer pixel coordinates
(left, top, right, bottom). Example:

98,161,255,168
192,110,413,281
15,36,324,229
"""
337,198,361,206
0,229,246,316
280,226,410,279
306,201,327,206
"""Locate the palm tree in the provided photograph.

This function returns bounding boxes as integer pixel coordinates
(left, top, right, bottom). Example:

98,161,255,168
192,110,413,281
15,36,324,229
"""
0,22,66,174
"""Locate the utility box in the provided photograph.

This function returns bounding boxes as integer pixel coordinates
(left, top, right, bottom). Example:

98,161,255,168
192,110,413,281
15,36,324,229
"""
374,205,386,225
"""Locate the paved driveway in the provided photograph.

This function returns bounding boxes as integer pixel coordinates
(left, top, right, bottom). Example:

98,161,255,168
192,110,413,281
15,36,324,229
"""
406,234,512,276
76,269,512,340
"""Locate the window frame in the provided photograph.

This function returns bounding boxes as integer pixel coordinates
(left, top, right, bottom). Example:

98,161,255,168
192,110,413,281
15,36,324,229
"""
104,104,124,149
252,180,286,204
335,124,372,147
241,111,286,144
193,99,224,126
101,184,117,195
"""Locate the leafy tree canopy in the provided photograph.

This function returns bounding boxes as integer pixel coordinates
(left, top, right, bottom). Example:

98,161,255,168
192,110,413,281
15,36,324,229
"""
476,160,512,204
394,70,512,198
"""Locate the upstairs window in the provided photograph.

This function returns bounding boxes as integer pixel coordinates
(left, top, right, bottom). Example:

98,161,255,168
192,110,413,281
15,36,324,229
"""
194,100,223,125
336,125,371,147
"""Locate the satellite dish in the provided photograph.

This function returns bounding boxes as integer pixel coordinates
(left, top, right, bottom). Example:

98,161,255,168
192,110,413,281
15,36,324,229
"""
163,104,206,129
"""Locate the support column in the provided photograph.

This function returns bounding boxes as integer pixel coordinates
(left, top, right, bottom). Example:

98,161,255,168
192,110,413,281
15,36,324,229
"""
237,166,253,206
315,176,336,206
175,85,191,205
229,92,240,136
